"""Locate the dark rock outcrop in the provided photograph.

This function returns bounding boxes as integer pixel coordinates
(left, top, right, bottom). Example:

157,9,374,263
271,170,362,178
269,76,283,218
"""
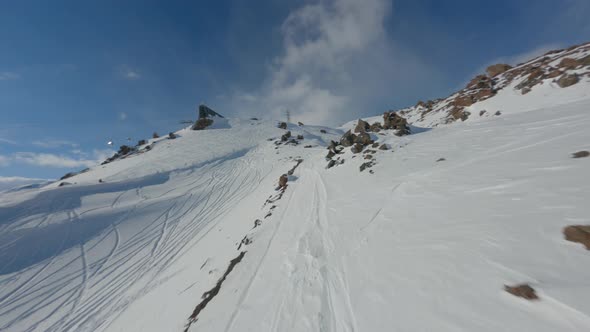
278,122,287,130
383,112,411,136
340,130,356,147
354,119,370,133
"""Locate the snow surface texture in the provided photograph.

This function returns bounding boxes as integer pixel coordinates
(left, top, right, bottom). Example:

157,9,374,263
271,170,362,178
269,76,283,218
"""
1,75,590,331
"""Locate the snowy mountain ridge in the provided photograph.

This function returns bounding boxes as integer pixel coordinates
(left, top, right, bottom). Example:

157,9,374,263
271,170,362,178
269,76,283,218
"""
1,42,590,332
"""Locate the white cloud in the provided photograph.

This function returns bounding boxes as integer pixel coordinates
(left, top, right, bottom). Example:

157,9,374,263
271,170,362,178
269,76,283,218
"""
32,139,79,149
12,148,114,169
0,72,20,80
0,176,50,192
119,112,128,121
125,70,140,80
120,65,140,80
0,138,16,145
0,155,10,166
228,0,398,125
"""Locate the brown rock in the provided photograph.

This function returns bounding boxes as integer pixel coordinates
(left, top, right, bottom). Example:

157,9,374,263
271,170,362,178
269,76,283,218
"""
453,95,474,107
370,122,383,132
278,122,287,129
563,225,590,249
278,174,288,189
351,143,364,154
557,74,579,88
340,130,356,147
354,119,370,133
486,64,512,77
572,151,590,158
474,88,495,100
378,144,389,150
354,132,374,146
504,284,539,300
559,57,580,69
281,131,292,142
466,75,491,89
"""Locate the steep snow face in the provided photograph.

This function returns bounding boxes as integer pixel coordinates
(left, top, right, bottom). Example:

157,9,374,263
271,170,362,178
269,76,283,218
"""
1,102,590,330
191,99,590,332
2,99,590,332
0,119,341,332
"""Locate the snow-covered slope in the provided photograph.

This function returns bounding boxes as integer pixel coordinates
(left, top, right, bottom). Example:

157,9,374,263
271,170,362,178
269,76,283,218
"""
1,46,590,332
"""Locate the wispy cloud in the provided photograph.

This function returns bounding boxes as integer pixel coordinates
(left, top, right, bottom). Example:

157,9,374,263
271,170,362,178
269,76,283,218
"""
120,65,141,80
32,139,79,149
0,155,10,167
227,0,416,125
0,72,20,80
11,148,114,169
0,176,50,192
0,138,17,145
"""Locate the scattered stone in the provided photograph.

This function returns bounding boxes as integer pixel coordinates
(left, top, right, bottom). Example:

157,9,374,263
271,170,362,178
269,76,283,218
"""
504,284,539,300
281,131,292,142
152,132,160,139
436,158,446,162
521,87,532,95
278,174,288,190
557,73,579,88
297,134,304,140
479,110,487,116
58,182,72,187
137,139,147,146
351,143,364,154
326,160,336,169
495,111,502,116
371,142,380,148
486,63,512,77
354,119,370,133
320,129,327,134
298,121,304,126
572,151,590,158
378,144,389,150
304,145,313,148
359,161,375,172
168,132,177,139
278,122,287,129
364,154,373,160
563,225,590,249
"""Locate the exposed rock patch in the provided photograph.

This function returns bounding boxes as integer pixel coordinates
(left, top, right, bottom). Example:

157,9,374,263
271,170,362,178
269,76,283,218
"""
504,284,539,300
563,225,590,249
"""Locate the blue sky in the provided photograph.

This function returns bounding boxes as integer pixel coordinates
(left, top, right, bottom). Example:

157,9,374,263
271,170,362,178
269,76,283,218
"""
1,0,589,181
